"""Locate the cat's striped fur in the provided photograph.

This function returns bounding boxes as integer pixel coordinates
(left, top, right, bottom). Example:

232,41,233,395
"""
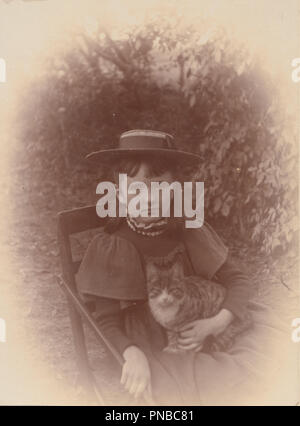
146,260,251,353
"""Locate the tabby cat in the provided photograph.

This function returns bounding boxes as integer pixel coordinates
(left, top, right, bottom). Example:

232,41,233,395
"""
146,260,252,353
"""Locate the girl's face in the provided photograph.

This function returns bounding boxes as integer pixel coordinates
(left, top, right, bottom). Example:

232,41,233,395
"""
116,159,175,224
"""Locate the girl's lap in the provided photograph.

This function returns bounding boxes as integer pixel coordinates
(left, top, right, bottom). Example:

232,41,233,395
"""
123,301,290,405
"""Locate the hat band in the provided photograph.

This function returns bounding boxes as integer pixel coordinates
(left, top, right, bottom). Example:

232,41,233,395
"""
118,135,175,150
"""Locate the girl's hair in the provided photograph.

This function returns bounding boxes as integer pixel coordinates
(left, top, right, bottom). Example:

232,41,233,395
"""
109,154,197,182
113,154,178,179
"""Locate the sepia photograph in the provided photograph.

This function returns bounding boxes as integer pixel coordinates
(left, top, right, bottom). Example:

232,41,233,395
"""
0,0,299,407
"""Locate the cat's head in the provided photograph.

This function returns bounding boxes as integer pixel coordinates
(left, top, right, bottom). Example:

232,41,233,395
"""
146,261,186,311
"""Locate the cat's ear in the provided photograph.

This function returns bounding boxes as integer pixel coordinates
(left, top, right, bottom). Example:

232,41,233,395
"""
146,262,157,282
171,261,184,280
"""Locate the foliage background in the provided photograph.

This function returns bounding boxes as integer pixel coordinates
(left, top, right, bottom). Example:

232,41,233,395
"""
16,16,298,254
0,1,299,405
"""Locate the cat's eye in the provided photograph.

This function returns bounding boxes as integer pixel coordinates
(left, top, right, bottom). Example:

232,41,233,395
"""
171,288,183,298
149,288,161,297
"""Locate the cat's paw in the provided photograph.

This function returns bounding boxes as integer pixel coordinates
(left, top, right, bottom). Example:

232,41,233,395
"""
210,337,232,353
209,342,224,352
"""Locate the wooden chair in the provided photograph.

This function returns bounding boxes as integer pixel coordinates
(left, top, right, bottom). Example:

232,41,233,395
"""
57,205,124,405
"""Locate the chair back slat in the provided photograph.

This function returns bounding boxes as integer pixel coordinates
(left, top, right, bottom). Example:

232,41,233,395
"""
57,205,106,236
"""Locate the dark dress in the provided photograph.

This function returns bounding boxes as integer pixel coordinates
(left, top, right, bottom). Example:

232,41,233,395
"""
76,220,289,405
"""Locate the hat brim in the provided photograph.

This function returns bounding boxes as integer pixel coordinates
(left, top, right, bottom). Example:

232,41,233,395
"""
85,148,202,165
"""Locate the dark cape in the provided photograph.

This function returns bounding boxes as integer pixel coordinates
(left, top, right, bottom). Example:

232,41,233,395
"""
76,222,228,301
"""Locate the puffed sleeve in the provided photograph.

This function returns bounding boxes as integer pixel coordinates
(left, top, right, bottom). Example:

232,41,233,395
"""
76,230,147,300
183,222,229,279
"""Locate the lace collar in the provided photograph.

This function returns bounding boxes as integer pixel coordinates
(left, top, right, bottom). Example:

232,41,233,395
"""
126,216,169,237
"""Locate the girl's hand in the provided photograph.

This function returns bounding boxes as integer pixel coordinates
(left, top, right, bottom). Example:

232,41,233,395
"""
121,345,153,401
178,309,234,351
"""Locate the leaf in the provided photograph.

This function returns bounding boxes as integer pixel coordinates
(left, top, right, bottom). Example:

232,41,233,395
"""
257,172,264,185
271,238,281,250
213,197,222,213
235,61,246,76
221,203,230,217
189,93,196,107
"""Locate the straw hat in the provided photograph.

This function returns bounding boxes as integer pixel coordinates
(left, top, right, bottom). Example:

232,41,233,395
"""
86,130,202,165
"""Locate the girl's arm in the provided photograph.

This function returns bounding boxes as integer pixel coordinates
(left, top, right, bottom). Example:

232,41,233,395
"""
178,259,254,349
93,297,153,400
214,256,255,320
93,297,135,355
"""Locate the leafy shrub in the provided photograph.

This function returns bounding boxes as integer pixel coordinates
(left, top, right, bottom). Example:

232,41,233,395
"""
16,19,298,254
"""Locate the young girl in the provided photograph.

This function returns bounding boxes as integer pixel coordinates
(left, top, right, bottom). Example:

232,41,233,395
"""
77,130,287,405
